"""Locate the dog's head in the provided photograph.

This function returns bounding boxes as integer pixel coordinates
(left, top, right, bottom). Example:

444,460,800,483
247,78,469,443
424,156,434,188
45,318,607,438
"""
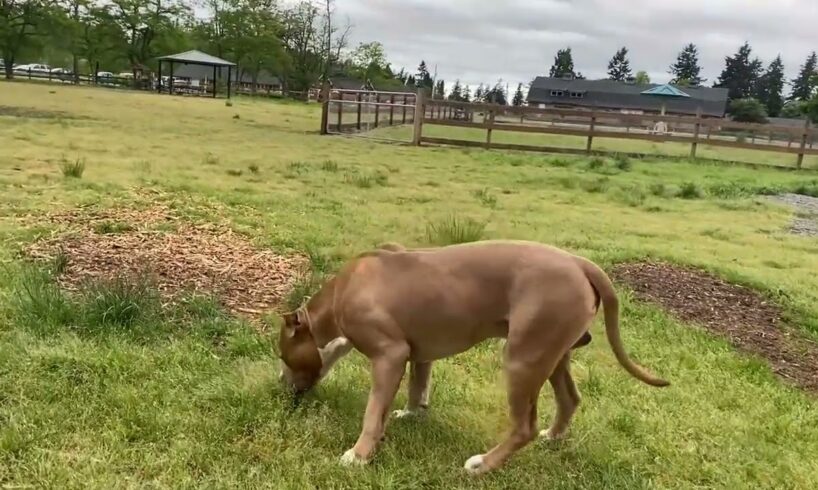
278,307,352,394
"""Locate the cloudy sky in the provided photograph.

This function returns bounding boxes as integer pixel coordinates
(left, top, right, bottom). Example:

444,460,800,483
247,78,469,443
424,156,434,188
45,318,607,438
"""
334,0,818,92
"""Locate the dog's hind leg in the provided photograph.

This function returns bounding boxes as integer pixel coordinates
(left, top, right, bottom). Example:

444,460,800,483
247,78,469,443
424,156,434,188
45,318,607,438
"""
394,361,432,419
541,353,580,440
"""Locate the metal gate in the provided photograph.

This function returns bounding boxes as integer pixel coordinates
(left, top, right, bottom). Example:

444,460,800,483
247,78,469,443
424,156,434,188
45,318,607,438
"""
321,88,417,142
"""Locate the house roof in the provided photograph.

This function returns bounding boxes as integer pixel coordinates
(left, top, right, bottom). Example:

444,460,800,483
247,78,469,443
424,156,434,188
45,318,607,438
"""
157,50,235,67
527,77,729,117
641,84,690,97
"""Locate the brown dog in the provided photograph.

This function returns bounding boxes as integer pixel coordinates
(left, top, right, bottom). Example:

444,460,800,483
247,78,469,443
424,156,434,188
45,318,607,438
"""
278,240,668,474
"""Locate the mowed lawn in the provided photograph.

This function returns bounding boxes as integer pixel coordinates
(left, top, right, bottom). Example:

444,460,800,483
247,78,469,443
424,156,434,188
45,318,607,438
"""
2,82,818,489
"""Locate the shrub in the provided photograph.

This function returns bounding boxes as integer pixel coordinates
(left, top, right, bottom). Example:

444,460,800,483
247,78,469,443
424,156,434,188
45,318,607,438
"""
473,188,498,208
580,177,609,194
728,98,768,124
11,267,75,329
81,275,160,330
677,182,703,199
649,182,667,197
587,157,606,170
248,164,260,174
426,215,486,246
613,153,632,171
61,157,85,178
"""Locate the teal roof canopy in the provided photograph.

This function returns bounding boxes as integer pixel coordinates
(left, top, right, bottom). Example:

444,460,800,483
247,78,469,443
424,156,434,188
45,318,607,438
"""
641,84,690,97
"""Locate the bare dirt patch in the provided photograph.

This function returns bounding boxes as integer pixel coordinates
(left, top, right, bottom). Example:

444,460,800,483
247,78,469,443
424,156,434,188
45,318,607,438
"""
613,261,818,393
23,205,306,318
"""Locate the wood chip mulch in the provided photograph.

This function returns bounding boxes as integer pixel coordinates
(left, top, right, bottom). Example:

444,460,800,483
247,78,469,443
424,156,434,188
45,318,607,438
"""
613,261,818,394
23,206,306,319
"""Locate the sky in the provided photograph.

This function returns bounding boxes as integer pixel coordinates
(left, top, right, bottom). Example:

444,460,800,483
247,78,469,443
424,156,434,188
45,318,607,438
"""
333,0,818,92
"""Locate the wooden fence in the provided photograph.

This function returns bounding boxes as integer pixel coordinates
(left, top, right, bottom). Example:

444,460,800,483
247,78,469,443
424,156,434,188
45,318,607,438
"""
416,96,818,168
321,87,417,136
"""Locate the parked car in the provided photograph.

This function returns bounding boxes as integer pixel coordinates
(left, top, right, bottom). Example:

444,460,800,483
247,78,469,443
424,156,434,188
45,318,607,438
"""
14,63,51,74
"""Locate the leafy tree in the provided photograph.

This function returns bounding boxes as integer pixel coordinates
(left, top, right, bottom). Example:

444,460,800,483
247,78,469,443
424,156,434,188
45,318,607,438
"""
804,94,818,124
549,47,575,78
634,70,650,84
790,51,817,101
780,100,805,119
669,43,705,86
728,98,768,123
484,81,506,105
349,41,390,83
607,46,632,81
715,42,763,102
279,1,322,91
755,55,785,117
512,82,524,106
1,0,53,79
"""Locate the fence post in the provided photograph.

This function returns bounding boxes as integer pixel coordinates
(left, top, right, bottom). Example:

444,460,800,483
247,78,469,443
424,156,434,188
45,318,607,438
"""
356,92,362,131
486,108,495,149
402,95,408,124
412,89,427,146
374,93,380,128
389,94,395,125
797,119,810,169
586,113,596,155
319,83,330,135
336,91,344,132
690,108,702,159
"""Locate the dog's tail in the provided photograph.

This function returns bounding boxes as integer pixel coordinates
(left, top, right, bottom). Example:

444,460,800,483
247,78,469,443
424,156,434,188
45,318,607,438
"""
574,256,670,388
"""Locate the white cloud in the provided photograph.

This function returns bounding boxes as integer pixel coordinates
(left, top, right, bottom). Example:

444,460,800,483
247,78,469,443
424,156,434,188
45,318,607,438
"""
335,0,818,91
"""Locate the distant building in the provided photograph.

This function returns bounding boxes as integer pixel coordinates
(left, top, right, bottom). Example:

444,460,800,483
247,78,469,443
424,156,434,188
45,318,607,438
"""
527,77,729,118
171,63,282,94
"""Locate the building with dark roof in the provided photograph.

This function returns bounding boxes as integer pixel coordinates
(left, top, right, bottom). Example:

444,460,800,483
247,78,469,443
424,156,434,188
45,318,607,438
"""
171,63,282,92
527,77,729,118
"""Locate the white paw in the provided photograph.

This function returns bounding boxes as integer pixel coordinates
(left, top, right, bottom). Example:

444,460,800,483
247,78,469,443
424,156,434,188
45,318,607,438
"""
393,409,415,419
463,454,486,474
339,448,366,466
540,428,566,440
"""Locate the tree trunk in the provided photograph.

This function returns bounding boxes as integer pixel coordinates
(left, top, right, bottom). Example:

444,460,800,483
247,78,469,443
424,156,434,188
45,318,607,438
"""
3,58,14,80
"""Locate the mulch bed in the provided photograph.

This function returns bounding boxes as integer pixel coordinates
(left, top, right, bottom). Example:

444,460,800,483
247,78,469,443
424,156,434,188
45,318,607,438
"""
612,261,818,394
23,205,306,319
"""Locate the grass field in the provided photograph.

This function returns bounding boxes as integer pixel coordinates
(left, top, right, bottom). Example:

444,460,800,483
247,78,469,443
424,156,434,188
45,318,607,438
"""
2,81,818,489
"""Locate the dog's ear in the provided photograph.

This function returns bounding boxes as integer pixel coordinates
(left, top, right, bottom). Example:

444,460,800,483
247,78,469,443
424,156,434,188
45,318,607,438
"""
282,309,309,338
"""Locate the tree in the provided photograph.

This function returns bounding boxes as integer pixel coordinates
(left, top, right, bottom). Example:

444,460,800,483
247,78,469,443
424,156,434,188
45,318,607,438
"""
473,83,484,102
790,52,817,101
279,1,322,91
448,79,462,101
715,42,763,102
1,0,54,79
349,41,388,82
728,98,768,123
804,94,818,124
634,70,650,84
549,47,574,78
669,43,705,86
512,82,524,106
755,55,785,117
484,81,506,105
433,78,445,99
108,0,189,76
462,84,471,103
414,59,432,89
781,100,805,119
607,46,631,81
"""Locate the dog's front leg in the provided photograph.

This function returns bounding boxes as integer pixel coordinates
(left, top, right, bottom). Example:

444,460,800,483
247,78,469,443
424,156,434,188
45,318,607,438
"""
394,361,432,418
341,348,408,465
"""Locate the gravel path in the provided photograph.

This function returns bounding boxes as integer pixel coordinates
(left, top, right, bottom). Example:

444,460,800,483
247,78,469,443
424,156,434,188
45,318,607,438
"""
768,193,818,237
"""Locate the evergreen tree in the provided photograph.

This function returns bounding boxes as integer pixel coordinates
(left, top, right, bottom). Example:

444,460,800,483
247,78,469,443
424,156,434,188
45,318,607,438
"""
415,60,433,89
434,79,445,99
715,42,763,101
790,52,817,101
607,47,632,81
448,79,463,101
512,83,525,106
463,85,471,103
474,83,484,102
406,74,416,87
484,82,507,105
669,43,705,86
755,55,786,117
549,47,575,78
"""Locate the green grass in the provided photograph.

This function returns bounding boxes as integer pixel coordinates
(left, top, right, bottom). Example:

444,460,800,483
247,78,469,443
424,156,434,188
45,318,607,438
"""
61,156,86,178
2,81,818,488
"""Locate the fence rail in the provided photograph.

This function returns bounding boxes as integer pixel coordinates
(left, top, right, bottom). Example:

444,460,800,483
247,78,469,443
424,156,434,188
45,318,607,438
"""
321,86,417,138
409,95,817,168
